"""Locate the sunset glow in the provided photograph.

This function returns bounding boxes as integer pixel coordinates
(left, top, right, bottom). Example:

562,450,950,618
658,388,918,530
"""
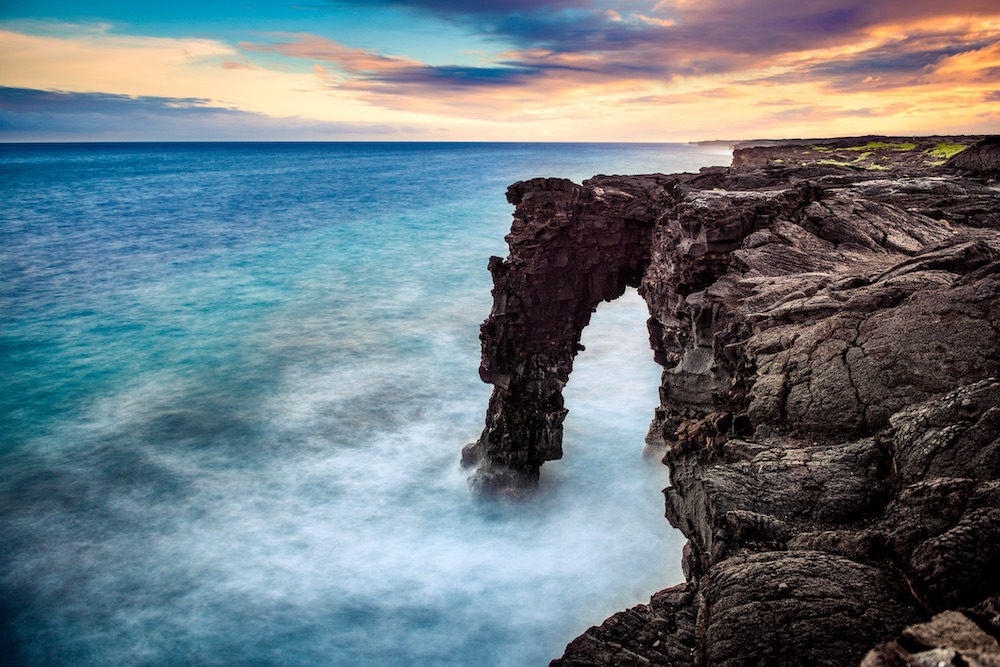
2,1,998,141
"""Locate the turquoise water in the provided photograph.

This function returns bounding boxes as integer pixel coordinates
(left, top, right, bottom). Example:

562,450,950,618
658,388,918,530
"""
0,142,731,666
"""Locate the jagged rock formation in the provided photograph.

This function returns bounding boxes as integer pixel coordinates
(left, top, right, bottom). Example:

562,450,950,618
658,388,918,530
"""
463,136,1000,664
460,176,672,494
944,136,1000,176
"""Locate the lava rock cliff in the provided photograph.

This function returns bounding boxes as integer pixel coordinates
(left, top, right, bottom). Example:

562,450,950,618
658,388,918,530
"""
464,137,1000,666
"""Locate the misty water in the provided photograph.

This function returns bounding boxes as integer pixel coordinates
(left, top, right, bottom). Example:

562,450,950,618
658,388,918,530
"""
0,142,732,666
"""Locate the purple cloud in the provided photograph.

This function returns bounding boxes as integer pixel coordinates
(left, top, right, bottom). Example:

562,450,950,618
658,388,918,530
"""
325,0,588,15
245,34,599,94
752,29,1000,92
0,87,221,115
328,0,1000,59
0,87,419,141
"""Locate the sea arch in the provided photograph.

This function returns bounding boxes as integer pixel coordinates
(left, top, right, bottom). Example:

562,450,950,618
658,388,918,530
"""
461,176,677,495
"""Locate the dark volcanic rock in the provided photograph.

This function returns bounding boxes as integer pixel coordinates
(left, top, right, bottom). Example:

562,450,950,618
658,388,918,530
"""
461,175,676,494
944,136,1000,176
550,584,699,667
465,137,1000,663
700,551,920,667
861,596,1000,667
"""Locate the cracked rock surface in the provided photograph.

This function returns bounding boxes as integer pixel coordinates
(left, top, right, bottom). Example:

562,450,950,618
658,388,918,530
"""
464,136,1000,664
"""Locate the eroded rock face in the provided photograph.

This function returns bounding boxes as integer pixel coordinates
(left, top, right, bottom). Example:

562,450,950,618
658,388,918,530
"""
461,176,676,494
465,137,1000,664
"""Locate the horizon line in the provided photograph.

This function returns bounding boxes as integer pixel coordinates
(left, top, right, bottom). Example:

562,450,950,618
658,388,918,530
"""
1,134,990,147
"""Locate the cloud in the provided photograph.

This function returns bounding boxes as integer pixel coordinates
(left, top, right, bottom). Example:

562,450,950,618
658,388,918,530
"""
324,0,587,15
5,3,1000,142
232,2,1000,132
221,59,261,71
759,24,1000,92
326,0,1000,61
241,33,423,74
922,40,1000,86
0,87,421,141
0,28,451,131
623,88,745,105
0,87,220,115
245,33,590,94
241,33,619,121
244,33,550,89
293,2,1000,99
767,104,902,122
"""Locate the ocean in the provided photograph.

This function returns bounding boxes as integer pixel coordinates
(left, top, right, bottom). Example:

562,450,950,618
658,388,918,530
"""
0,142,732,666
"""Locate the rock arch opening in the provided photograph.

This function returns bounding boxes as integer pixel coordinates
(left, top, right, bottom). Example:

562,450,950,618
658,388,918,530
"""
558,288,664,477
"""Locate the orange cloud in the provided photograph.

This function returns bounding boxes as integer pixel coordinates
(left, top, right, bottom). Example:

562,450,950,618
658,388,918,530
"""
240,33,422,75
921,40,1000,86
0,28,451,129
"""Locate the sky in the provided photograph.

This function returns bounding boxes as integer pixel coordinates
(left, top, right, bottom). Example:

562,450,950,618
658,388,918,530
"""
1,0,998,141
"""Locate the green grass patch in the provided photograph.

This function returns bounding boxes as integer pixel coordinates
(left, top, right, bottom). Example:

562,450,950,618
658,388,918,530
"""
924,142,968,159
844,141,917,151
816,159,855,167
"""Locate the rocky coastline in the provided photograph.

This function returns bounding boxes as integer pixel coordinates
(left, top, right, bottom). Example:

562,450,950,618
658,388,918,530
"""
462,136,1000,666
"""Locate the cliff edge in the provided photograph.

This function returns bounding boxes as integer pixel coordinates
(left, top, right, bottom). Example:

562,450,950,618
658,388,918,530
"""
463,136,1000,666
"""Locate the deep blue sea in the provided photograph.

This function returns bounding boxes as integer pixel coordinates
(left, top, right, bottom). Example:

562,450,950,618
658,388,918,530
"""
0,142,732,666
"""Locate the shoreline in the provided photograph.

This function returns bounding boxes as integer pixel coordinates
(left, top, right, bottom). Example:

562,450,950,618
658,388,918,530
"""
465,136,1000,665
